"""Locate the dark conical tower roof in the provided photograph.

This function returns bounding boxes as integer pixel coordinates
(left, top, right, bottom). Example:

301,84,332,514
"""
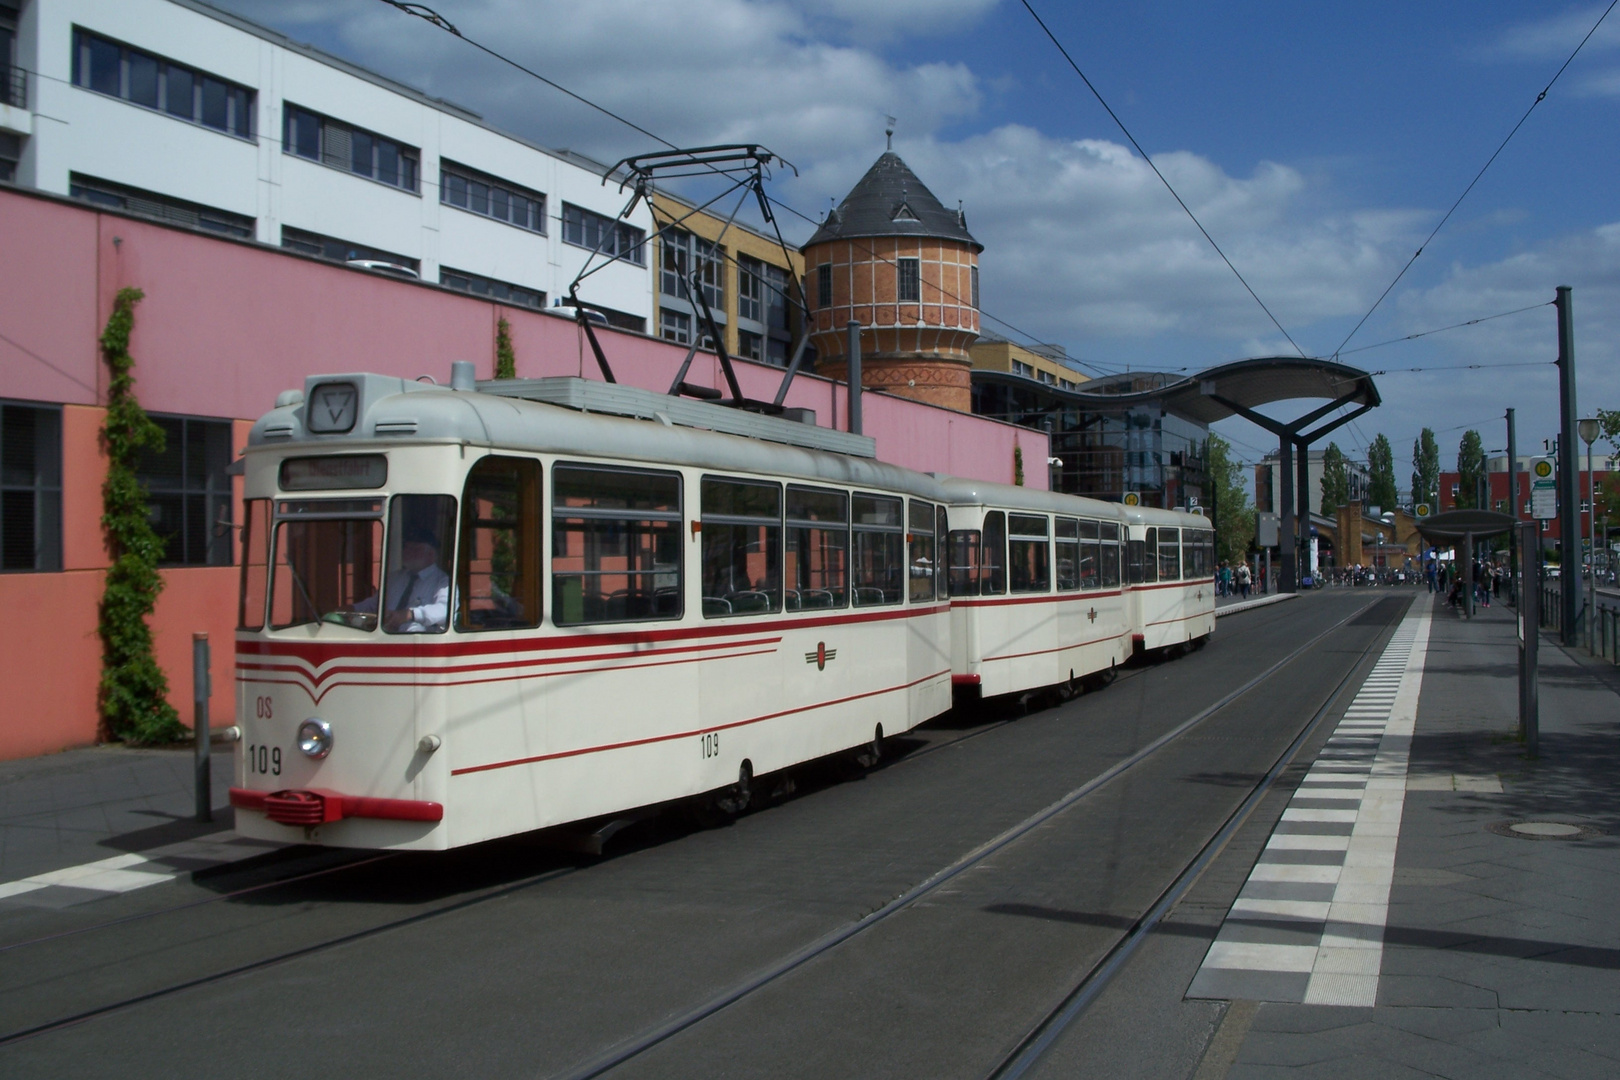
803,152,981,251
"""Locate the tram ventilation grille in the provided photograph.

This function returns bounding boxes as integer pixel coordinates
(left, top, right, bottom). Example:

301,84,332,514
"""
374,419,419,436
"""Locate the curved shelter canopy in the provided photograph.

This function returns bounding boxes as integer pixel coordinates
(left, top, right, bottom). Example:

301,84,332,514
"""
1063,356,1380,426
1415,509,1518,544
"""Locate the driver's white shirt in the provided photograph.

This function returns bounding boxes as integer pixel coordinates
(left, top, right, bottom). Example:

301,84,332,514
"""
382,563,450,632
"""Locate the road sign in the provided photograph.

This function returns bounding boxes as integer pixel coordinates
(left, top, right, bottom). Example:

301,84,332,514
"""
1256,512,1279,547
1415,503,1432,518
1530,456,1557,519
1122,492,1140,506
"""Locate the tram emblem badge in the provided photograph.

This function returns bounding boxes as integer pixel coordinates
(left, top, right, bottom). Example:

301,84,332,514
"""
805,642,837,670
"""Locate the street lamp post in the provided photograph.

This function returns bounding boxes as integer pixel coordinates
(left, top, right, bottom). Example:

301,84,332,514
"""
1579,418,1600,651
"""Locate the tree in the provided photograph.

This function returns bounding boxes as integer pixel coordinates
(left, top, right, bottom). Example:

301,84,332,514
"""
1456,429,1486,509
1411,427,1439,510
1319,442,1350,518
1205,434,1255,566
1367,435,1398,511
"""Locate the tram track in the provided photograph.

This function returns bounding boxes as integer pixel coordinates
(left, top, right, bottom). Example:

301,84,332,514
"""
550,594,1393,1080
0,595,1365,1065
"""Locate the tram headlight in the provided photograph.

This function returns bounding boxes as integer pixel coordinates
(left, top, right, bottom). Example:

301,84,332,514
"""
297,718,333,759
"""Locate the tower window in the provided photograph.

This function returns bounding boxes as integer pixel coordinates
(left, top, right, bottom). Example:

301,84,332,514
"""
817,264,832,309
897,258,920,303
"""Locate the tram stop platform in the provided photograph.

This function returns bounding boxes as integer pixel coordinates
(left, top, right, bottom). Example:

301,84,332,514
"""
1191,593,1620,1080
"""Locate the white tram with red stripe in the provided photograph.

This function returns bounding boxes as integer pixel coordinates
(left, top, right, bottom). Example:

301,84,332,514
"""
940,479,1134,700
231,371,952,850
1122,504,1217,653
229,369,1218,851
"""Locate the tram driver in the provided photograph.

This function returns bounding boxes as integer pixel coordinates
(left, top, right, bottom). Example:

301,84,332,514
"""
354,525,450,633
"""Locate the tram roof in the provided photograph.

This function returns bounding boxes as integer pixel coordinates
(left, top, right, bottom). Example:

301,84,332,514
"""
247,373,949,501
934,476,1128,521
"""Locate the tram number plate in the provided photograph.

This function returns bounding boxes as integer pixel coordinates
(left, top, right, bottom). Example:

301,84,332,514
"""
700,732,720,759
246,744,282,777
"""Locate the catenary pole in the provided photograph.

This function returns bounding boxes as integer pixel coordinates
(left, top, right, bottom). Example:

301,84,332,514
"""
1555,286,1579,645
1506,409,1518,605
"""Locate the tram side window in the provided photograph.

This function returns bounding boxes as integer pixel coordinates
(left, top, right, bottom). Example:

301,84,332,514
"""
1079,519,1101,590
936,506,950,599
270,514,384,630
238,498,269,630
852,494,904,606
1055,517,1080,592
1008,514,1050,593
1141,528,1159,584
552,465,682,625
947,529,981,595
702,477,782,617
458,457,541,631
982,511,1007,595
1101,522,1122,588
786,486,848,610
909,499,937,602
1158,526,1181,582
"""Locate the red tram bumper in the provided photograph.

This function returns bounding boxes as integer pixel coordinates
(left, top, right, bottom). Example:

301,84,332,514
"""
230,787,443,826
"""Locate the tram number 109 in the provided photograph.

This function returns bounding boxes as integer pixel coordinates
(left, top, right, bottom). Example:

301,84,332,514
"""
700,732,720,759
247,744,282,776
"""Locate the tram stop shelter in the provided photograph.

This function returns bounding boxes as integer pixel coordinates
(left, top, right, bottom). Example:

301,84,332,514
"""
1416,509,1518,619
1100,357,1379,593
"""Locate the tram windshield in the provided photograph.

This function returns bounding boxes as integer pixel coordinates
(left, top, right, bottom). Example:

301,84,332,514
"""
266,495,454,632
270,510,384,631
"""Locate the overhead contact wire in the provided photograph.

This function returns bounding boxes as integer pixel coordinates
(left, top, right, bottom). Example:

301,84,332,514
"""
1017,0,1307,359
1333,0,1620,357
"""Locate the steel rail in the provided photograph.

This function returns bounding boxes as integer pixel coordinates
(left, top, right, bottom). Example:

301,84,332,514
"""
986,598,1405,1078
553,595,1387,1080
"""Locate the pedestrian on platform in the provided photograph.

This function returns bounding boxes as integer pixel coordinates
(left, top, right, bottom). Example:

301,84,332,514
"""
1236,561,1251,599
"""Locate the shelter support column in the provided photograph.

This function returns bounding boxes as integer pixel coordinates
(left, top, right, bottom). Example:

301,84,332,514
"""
1279,437,1296,593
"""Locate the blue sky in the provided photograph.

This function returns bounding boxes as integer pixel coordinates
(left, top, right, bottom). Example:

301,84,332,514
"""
211,0,1620,485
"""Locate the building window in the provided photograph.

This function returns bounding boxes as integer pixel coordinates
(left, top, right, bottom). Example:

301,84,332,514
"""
971,264,980,309
137,416,233,567
440,161,545,233
1038,370,1057,386
765,264,791,331
440,267,545,310
738,330,763,362
738,255,764,323
659,307,714,349
0,133,19,183
660,308,691,345
659,230,724,309
69,174,254,238
282,104,417,192
1011,360,1034,378
817,264,832,309
562,203,645,265
767,337,790,366
1,402,63,572
281,226,418,273
71,29,253,140
2,5,21,110
897,258,920,303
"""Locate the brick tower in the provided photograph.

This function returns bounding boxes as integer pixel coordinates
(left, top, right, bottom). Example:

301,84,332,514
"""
802,152,982,411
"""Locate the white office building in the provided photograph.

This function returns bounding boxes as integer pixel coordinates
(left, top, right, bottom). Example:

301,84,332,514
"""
0,0,654,328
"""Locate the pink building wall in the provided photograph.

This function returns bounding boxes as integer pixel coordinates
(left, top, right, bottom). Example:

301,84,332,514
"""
0,186,1044,761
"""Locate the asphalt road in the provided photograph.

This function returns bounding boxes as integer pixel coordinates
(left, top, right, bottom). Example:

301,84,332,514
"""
0,588,1414,1080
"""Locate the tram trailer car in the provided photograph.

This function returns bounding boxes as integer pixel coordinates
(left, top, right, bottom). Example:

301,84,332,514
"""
1122,505,1217,654
939,478,1133,701
231,370,954,850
